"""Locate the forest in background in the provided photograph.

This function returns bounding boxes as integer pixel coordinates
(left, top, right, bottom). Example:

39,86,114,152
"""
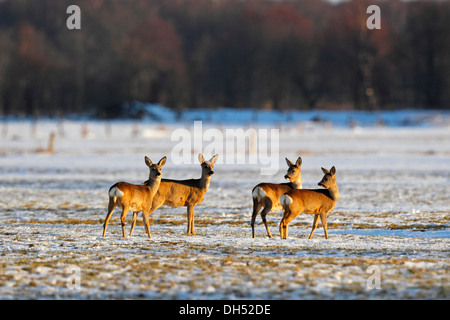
0,0,449,118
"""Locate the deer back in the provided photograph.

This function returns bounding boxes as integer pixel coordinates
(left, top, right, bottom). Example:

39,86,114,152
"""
111,182,157,211
284,188,337,214
153,179,207,207
253,182,294,210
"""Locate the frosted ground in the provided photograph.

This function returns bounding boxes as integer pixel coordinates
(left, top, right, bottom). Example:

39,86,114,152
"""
0,108,449,299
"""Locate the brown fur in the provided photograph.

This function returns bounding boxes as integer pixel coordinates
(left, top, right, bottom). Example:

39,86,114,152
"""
102,156,166,238
251,157,302,238
280,166,339,239
129,154,218,236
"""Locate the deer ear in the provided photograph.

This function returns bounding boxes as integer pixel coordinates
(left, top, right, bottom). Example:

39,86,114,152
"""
321,167,329,175
145,156,153,167
296,157,302,167
158,156,167,167
285,158,294,167
209,154,218,165
198,154,205,164
330,166,336,176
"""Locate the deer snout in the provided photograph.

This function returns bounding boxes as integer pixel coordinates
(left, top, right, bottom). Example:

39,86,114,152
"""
209,170,214,175
318,182,325,188
284,175,289,180
155,172,161,177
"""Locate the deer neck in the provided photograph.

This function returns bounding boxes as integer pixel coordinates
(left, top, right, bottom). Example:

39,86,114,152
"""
146,177,162,196
290,179,302,189
199,174,212,191
327,185,339,202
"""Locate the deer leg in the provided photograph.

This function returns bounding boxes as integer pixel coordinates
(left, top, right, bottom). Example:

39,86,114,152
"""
260,206,273,238
251,198,263,238
102,199,116,237
120,206,130,239
320,214,328,239
143,206,158,238
187,205,195,235
129,212,138,237
280,208,291,239
280,208,301,239
142,210,152,239
280,217,288,239
138,203,159,238
308,214,320,239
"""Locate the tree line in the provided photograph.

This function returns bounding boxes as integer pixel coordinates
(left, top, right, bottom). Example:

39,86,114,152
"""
0,0,448,118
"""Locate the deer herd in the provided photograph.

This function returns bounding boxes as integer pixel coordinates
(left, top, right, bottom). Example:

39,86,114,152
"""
102,154,339,240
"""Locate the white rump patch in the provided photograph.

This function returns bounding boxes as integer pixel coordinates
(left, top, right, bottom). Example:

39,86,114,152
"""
252,187,266,201
109,187,124,198
280,194,293,206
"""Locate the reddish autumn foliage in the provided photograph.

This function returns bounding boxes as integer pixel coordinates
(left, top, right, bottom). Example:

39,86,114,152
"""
0,0,448,116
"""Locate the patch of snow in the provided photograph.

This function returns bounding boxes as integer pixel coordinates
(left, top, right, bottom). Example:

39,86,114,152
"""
0,110,448,299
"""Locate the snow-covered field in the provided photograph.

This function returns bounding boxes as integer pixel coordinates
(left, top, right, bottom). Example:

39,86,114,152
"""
0,109,449,299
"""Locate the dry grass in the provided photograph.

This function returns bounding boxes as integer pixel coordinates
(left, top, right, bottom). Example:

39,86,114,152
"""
0,209,448,299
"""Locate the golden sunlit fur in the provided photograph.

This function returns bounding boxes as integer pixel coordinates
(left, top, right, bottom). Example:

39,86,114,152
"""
280,166,339,239
130,153,218,236
251,157,302,238
102,156,166,238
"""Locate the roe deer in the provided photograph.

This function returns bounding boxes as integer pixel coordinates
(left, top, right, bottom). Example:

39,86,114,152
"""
102,156,167,238
36,132,55,154
130,153,218,237
251,157,302,238
280,166,339,239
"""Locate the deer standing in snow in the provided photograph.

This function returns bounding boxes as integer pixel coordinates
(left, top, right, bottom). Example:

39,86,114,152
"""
102,156,167,238
279,166,339,239
251,157,302,238
129,154,218,237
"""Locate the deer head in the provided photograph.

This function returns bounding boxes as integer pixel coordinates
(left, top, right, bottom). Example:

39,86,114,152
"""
284,157,302,182
318,166,336,189
145,156,167,180
198,154,218,177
